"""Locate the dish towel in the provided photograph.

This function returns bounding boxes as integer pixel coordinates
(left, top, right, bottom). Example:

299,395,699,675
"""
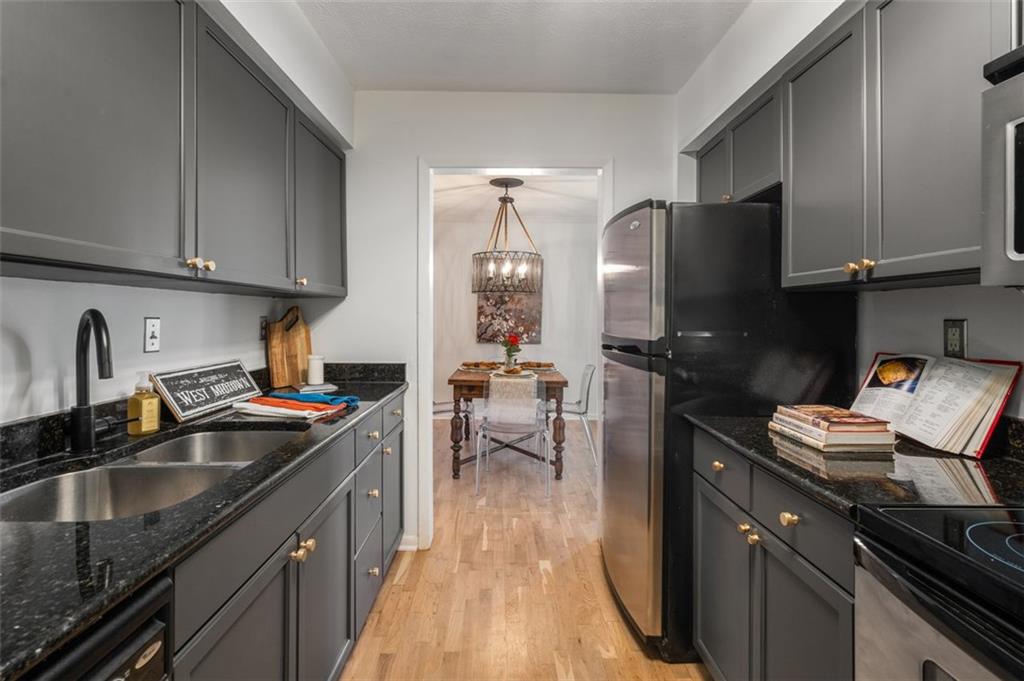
232,402,329,420
251,397,343,413
269,392,359,408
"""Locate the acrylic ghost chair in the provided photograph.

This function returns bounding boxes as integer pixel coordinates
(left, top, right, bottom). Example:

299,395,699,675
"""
474,373,550,497
548,364,598,466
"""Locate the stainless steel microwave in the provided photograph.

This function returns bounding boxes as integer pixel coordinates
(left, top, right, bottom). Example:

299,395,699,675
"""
982,65,1024,286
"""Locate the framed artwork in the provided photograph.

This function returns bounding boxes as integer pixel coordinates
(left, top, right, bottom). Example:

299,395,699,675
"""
476,291,542,344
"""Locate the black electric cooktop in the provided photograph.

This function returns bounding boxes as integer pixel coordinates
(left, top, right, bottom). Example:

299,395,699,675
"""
859,506,1024,627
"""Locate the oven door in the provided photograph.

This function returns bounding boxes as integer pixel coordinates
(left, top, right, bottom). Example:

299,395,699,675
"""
982,71,1024,285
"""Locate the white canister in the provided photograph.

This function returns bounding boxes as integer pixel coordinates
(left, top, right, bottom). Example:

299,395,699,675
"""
307,355,325,385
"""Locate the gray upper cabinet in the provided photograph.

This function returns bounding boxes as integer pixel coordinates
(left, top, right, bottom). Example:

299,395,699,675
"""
863,0,990,280
0,0,191,278
698,135,731,204
294,114,347,296
195,9,294,291
730,88,782,201
782,11,866,287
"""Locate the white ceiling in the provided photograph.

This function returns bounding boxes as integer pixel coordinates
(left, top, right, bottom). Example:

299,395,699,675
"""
299,1,751,95
433,174,598,224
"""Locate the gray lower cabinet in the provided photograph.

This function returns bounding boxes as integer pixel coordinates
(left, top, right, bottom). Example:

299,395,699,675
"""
195,8,293,291
354,518,384,637
782,10,866,287
175,535,298,681
294,113,347,296
0,0,191,277
697,134,730,204
694,479,753,681
382,425,404,569
863,0,990,279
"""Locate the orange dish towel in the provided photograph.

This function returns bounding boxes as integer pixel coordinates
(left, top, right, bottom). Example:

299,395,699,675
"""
250,396,346,414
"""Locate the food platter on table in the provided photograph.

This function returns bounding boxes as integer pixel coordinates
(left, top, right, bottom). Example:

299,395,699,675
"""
489,369,536,379
519,362,556,372
460,360,501,372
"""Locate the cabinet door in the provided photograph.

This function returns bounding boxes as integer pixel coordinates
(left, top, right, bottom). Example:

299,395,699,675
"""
382,425,404,569
752,528,853,681
195,9,293,290
694,478,753,681
294,114,347,297
864,0,989,280
730,88,782,201
698,135,730,203
782,12,866,287
0,0,191,277
297,481,353,681
354,518,384,637
174,535,298,681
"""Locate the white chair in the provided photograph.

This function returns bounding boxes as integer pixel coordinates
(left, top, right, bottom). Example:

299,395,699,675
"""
475,374,550,497
549,364,598,466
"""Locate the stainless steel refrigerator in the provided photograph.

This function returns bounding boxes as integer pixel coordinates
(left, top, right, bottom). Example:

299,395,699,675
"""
600,199,856,661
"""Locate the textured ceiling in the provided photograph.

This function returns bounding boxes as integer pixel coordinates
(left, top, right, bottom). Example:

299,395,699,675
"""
433,174,598,224
299,1,751,94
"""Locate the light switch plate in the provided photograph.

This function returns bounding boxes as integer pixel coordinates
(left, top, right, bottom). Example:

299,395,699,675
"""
943,319,966,359
144,317,161,353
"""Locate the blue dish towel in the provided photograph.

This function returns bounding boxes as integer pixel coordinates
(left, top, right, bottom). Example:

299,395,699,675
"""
269,392,359,407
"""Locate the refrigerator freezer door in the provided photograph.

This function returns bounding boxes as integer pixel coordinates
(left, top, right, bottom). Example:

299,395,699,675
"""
602,201,665,346
601,349,664,637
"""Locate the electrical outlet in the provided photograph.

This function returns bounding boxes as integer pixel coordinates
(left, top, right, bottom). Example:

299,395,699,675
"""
144,317,161,353
943,319,966,359
259,315,268,341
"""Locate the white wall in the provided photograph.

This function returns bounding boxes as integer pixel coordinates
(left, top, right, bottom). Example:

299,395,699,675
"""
0,278,278,423
433,215,601,416
858,286,1024,418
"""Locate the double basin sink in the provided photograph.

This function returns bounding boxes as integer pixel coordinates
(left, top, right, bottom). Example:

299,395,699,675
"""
0,430,306,523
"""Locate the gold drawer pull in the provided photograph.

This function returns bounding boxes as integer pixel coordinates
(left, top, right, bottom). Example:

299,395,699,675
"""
843,261,861,275
368,430,380,440
711,460,726,472
203,259,217,272
746,532,761,546
296,276,308,286
300,538,317,553
289,547,309,563
779,512,801,527
186,256,204,270
392,408,402,417
858,258,876,272
383,446,393,456
368,567,380,577
368,488,380,498
736,522,751,534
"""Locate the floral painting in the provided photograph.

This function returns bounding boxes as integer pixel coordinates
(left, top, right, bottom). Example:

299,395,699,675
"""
476,291,542,344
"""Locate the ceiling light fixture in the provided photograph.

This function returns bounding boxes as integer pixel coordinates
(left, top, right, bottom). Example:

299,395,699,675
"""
471,178,543,294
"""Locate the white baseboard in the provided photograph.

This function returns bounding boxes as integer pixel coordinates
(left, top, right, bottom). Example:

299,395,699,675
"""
398,533,420,552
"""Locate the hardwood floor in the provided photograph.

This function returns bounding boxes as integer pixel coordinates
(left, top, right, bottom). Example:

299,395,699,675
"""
339,418,709,681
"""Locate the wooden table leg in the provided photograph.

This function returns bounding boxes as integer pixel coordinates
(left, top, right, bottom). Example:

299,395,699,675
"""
553,395,565,480
451,397,464,479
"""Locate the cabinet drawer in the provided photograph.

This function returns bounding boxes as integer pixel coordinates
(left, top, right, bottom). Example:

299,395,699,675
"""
382,426,403,569
693,429,752,509
750,468,854,591
355,448,383,553
382,394,404,436
355,408,384,465
173,431,354,648
354,517,383,636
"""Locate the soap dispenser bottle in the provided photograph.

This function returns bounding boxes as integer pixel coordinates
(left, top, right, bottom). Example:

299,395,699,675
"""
128,373,160,436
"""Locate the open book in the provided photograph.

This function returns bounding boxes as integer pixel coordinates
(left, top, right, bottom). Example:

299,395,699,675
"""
851,353,1021,458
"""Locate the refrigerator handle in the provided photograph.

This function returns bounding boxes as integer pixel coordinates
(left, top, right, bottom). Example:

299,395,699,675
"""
601,348,667,376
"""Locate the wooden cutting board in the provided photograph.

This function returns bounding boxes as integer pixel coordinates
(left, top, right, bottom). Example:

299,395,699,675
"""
267,306,312,389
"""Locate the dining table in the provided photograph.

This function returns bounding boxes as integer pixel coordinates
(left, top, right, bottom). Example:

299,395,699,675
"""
446,366,570,480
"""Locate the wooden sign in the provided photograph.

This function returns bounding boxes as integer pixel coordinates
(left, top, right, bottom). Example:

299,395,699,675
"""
151,360,261,422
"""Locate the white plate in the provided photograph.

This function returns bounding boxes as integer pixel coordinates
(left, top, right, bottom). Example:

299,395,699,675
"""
489,370,537,378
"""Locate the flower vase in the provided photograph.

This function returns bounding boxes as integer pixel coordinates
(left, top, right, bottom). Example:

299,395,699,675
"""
504,355,516,370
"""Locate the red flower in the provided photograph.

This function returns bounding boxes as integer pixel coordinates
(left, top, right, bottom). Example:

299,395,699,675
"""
506,334,520,346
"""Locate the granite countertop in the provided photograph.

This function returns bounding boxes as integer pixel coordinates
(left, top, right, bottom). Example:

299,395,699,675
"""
0,381,407,680
686,415,1024,518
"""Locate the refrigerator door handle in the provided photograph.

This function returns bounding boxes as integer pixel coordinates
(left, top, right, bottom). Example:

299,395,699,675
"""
601,348,666,375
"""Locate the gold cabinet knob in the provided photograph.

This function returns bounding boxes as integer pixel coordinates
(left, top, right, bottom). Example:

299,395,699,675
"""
858,258,876,272
368,567,380,577
202,259,216,272
368,488,380,498
721,194,733,203
779,511,801,527
186,256,205,270
843,262,861,275
296,276,308,286
368,430,380,440
736,522,751,534
300,537,317,553
289,547,309,563
711,460,726,472
746,532,761,546
383,446,393,456
392,408,403,417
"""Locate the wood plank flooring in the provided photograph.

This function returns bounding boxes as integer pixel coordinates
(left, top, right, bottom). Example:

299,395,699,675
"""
339,419,709,681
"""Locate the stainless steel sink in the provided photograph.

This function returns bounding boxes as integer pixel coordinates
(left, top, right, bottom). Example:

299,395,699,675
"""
0,465,239,522
128,430,302,465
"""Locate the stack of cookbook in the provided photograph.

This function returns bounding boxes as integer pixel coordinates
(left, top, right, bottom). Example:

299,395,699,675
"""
768,405,897,480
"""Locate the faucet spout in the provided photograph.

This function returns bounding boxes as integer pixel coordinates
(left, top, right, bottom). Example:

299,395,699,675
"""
70,309,113,453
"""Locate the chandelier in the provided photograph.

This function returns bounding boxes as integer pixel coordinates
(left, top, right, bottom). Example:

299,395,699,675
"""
471,178,543,293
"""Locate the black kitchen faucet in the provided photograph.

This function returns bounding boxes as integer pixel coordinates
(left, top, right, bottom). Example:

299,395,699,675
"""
69,308,113,453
